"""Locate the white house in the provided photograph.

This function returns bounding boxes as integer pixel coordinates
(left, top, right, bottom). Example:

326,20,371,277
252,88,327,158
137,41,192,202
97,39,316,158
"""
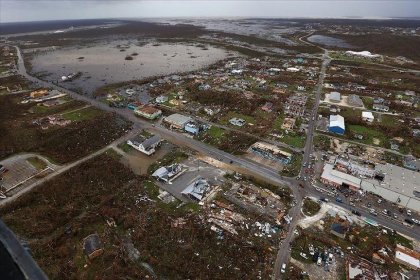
127,135,161,155
362,111,374,122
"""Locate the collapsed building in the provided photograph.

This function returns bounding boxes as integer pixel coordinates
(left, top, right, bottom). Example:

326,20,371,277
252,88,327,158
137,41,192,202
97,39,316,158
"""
250,142,292,165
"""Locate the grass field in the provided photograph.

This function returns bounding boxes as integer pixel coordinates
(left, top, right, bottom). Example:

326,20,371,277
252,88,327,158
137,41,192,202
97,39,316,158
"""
281,132,306,148
302,198,321,216
348,124,388,147
62,106,104,121
26,156,47,170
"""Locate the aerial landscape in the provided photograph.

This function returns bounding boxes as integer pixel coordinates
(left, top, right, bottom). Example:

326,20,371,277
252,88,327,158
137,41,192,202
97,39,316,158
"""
0,1,419,279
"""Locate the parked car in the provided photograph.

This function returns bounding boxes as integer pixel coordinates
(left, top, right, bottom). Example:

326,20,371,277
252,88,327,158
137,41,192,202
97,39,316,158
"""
317,256,322,266
370,209,378,216
281,263,286,274
405,218,414,225
300,252,308,259
351,210,361,216
335,197,343,203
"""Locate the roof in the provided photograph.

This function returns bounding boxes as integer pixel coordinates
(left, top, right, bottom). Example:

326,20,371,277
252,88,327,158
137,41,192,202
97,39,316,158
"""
345,50,381,58
348,94,364,107
251,142,292,158
329,91,341,101
152,167,168,178
331,223,346,234
321,164,361,188
181,178,210,201
395,244,420,269
141,135,160,149
137,106,161,115
362,111,374,119
164,113,192,127
366,163,419,199
329,115,345,129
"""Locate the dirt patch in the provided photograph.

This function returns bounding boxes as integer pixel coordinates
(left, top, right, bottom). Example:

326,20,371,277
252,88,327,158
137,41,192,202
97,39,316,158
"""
120,141,173,175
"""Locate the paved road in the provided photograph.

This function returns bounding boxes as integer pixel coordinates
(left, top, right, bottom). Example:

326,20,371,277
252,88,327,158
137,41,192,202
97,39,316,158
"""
272,49,331,280
11,45,420,278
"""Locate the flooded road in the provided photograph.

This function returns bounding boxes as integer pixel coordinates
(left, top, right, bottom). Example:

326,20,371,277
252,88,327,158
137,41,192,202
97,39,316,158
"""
29,40,231,94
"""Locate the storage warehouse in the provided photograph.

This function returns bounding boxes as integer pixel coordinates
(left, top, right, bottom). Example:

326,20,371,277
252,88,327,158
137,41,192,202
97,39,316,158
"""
164,113,192,129
329,115,345,135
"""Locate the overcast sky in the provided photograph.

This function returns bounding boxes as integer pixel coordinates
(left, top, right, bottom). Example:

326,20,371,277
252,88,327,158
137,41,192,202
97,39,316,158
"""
1,1,420,23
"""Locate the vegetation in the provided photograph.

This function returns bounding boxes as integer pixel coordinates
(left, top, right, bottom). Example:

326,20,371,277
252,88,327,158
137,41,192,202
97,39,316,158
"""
0,93,131,163
302,198,321,216
147,149,188,174
1,152,275,279
26,156,47,170
279,153,302,177
61,106,104,121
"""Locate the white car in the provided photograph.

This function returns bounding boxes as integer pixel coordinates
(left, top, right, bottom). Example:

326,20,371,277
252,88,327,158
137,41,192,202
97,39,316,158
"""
281,263,286,273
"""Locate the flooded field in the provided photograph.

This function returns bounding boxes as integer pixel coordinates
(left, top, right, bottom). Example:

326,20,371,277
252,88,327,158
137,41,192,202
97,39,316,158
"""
29,40,232,94
307,35,353,48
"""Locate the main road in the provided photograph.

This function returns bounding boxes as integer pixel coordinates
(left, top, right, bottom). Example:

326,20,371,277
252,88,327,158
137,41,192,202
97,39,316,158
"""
272,49,331,279
12,46,420,279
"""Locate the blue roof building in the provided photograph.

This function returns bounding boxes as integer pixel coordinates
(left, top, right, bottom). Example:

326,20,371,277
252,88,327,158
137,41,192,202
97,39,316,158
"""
185,122,200,135
329,115,345,135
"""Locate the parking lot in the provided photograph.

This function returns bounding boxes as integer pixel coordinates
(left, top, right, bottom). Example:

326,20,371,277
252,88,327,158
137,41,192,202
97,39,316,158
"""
155,156,226,202
0,155,56,197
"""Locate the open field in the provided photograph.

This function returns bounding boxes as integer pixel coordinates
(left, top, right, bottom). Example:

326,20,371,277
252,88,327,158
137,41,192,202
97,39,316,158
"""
0,152,275,279
302,198,321,216
0,93,131,163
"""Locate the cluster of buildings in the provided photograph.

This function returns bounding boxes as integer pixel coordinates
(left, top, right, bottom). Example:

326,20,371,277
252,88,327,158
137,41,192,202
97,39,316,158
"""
25,89,67,103
320,157,420,212
163,113,208,135
32,115,71,129
249,142,292,165
284,93,308,117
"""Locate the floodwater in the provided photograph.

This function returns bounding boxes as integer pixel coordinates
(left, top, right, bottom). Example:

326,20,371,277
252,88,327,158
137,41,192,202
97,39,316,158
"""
30,40,231,94
307,35,353,48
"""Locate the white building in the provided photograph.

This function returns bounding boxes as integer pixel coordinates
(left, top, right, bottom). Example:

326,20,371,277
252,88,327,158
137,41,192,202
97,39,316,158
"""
127,135,161,155
229,118,246,127
329,115,345,135
362,111,374,122
329,92,341,103
164,113,192,129
286,67,300,72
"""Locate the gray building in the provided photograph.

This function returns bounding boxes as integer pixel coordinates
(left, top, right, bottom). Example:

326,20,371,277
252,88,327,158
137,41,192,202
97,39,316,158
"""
347,94,364,107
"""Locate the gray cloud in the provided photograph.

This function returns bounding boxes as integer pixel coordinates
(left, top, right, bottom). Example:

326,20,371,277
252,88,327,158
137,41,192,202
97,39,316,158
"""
1,1,420,23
